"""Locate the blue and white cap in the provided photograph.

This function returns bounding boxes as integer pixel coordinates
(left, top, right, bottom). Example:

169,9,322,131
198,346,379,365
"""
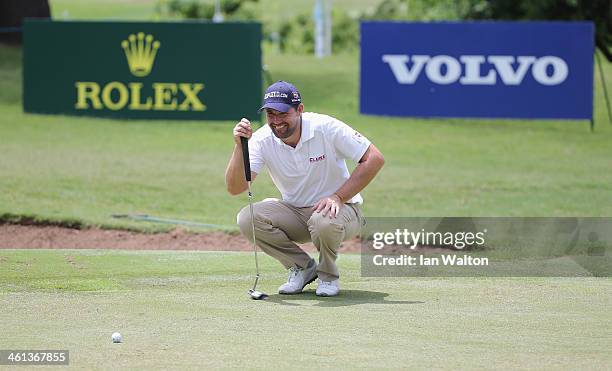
259,80,302,112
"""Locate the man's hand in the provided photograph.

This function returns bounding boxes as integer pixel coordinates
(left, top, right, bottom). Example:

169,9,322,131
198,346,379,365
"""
312,194,343,218
233,118,252,145
226,118,257,195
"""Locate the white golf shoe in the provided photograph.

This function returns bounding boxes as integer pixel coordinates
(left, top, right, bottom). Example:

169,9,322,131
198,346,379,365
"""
315,279,340,297
278,259,318,294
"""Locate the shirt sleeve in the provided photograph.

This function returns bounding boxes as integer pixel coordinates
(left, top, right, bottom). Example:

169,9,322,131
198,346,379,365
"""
248,136,265,174
331,119,371,163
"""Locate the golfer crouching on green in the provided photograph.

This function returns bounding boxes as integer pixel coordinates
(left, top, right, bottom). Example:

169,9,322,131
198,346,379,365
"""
225,80,384,297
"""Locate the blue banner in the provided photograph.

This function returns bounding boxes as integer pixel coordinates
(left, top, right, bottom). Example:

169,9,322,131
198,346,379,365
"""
360,21,594,120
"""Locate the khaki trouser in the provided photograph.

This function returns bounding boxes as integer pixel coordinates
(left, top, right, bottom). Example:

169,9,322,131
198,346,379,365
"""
237,199,363,281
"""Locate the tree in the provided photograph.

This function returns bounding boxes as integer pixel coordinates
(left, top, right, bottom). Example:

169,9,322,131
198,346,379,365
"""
463,0,611,61
0,0,51,45
364,0,611,60
156,0,258,21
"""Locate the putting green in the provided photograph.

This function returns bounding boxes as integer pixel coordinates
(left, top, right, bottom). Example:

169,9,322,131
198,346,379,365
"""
1,250,610,369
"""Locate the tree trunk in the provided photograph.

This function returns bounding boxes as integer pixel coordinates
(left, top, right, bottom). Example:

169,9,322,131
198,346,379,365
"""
0,0,51,45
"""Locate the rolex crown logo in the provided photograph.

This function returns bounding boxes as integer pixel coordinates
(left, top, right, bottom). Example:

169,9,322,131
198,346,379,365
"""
121,32,160,77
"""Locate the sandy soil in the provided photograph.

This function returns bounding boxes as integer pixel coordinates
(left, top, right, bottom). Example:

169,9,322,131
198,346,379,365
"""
0,223,362,252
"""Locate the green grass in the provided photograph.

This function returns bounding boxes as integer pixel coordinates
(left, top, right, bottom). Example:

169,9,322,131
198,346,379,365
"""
49,0,381,22
3,4,611,369
50,0,159,20
0,249,610,369
48,0,380,31
1,45,611,230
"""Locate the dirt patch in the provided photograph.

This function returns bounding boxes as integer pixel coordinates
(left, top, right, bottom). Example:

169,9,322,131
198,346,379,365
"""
0,224,362,253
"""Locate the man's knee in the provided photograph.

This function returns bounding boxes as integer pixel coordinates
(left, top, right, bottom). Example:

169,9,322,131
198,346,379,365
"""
307,212,344,239
237,205,260,236
237,203,273,236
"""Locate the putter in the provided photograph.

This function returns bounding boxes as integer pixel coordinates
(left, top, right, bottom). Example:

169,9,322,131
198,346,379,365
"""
241,136,268,300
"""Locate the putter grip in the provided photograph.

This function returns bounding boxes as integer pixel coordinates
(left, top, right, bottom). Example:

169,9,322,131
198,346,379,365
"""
240,136,251,182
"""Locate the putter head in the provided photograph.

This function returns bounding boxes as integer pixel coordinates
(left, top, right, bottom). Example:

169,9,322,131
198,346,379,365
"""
248,289,268,300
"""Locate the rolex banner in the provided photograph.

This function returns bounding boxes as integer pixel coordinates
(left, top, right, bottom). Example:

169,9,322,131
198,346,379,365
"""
23,20,262,120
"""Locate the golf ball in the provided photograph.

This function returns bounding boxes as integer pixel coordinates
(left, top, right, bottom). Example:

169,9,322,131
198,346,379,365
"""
112,332,122,343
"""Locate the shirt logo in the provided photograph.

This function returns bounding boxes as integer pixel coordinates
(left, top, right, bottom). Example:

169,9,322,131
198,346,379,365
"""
309,154,326,163
353,131,365,143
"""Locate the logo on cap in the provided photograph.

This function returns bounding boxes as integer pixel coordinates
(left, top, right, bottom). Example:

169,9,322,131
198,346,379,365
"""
264,91,289,99
259,80,302,112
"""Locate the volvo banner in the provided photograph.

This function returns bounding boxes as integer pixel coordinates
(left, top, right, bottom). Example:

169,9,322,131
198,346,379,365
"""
23,20,262,120
360,21,594,120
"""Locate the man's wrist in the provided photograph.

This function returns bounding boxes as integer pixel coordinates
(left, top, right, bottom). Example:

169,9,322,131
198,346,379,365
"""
333,193,345,203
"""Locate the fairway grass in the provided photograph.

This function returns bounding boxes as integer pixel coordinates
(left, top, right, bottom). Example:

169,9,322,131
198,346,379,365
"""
1,250,611,369
1,46,612,231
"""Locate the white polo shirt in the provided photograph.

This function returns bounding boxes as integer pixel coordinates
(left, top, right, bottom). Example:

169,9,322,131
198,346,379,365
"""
249,112,371,207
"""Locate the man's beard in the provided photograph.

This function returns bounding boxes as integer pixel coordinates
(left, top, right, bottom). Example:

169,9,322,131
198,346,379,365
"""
270,118,298,139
